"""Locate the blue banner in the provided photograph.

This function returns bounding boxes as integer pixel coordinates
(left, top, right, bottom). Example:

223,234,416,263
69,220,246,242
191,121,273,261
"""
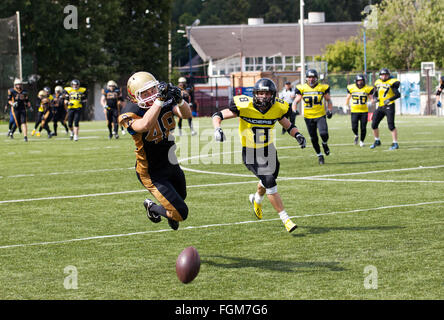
400,72,420,114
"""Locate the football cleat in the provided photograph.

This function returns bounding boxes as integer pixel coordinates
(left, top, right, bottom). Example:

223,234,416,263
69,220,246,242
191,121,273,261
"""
36,132,41,137
370,140,381,149
115,133,119,139
109,133,113,139
31,129,36,136
168,218,179,230
359,141,365,147
354,136,358,145
249,194,263,220
143,199,161,223
284,219,298,233
322,142,330,155
74,135,79,141
24,136,28,142
191,130,197,136
389,142,399,150
318,155,325,165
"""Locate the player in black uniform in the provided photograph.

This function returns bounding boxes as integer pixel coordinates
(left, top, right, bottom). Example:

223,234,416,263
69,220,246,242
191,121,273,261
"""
101,80,123,139
52,86,69,136
118,71,192,230
8,78,31,142
436,76,444,109
176,77,196,136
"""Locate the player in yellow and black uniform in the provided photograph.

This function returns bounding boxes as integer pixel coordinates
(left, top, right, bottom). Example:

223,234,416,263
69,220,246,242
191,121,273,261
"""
32,87,54,138
212,78,306,233
435,76,444,109
370,68,401,150
119,71,192,231
293,69,333,165
65,79,87,141
345,74,374,147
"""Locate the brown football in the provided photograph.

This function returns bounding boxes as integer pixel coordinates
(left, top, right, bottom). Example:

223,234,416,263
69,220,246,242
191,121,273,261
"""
176,246,201,284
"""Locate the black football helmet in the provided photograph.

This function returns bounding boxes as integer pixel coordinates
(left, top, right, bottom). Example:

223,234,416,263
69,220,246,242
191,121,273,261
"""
71,79,80,89
252,78,277,110
379,68,390,80
306,69,318,87
355,74,366,88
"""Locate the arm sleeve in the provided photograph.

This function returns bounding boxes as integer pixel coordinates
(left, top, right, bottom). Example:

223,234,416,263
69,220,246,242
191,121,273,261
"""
391,81,401,100
228,99,240,115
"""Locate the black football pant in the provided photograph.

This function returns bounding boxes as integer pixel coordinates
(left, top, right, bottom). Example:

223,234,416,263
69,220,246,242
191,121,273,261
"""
304,116,329,154
351,112,368,142
242,144,280,189
137,163,188,222
371,105,396,131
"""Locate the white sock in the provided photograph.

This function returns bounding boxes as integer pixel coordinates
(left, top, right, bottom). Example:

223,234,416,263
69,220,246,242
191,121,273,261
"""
278,210,289,223
393,140,397,143
254,192,264,204
375,137,380,141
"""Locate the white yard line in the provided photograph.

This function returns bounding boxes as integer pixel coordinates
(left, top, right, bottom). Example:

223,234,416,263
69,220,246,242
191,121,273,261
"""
1,164,443,204
0,199,442,250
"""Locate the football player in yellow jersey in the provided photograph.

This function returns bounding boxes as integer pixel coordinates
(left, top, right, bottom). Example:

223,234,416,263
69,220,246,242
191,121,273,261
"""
32,88,54,138
65,79,87,141
370,68,401,150
212,78,306,233
293,69,333,165
345,75,375,147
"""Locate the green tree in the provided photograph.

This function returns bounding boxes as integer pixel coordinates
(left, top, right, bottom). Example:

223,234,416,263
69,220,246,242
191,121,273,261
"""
368,0,444,69
318,37,364,72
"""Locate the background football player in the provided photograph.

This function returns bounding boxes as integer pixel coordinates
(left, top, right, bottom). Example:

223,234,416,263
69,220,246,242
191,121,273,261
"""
119,71,192,230
293,69,333,165
370,68,401,150
176,77,196,136
51,86,69,136
345,74,375,147
101,80,123,139
32,87,54,138
212,78,306,233
8,78,31,142
435,75,444,109
65,79,87,141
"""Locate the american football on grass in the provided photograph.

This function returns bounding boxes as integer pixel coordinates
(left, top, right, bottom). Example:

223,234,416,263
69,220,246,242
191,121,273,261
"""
176,246,200,284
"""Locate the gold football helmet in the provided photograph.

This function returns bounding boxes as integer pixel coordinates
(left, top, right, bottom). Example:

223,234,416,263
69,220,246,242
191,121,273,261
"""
107,80,117,89
55,86,63,94
127,71,159,108
38,90,48,99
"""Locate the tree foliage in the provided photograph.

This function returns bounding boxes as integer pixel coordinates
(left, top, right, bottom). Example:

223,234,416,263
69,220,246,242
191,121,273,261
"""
0,0,171,87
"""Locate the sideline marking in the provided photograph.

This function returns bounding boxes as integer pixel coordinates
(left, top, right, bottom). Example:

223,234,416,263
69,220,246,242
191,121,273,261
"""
0,200,442,250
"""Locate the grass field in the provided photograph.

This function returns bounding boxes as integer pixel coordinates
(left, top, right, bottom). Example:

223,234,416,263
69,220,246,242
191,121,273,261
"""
0,115,443,300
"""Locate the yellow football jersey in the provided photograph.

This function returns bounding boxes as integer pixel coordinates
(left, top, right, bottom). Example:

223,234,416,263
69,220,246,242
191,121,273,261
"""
65,87,86,109
374,78,400,107
229,95,289,148
347,84,374,113
295,83,330,119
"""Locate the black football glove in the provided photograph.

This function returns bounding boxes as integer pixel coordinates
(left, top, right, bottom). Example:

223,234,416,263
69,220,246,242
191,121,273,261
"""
169,85,183,105
214,127,226,142
157,81,169,101
326,110,333,119
295,132,306,148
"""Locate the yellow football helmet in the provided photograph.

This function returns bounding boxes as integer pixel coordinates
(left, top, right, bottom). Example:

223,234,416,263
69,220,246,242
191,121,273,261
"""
127,71,159,108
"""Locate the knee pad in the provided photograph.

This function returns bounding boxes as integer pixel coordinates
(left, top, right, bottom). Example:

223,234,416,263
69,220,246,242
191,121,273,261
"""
266,185,278,195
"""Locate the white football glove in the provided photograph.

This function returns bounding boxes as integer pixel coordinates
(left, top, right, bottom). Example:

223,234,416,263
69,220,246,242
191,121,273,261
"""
214,127,225,142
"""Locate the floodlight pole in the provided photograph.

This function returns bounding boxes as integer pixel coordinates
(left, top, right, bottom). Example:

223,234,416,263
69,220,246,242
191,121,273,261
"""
187,19,200,86
16,11,22,80
300,0,305,84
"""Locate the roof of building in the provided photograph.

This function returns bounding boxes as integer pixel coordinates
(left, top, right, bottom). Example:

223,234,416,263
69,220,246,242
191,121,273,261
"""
188,22,362,61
